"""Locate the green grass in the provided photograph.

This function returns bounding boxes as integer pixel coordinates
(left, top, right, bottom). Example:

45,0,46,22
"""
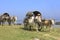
0,25,60,40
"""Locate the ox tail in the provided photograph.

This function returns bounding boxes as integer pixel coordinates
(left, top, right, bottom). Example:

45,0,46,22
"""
51,19,55,25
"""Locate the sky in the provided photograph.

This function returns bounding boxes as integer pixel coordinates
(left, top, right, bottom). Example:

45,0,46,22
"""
0,0,60,22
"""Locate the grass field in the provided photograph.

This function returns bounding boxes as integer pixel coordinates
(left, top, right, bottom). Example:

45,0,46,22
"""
0,25,60,40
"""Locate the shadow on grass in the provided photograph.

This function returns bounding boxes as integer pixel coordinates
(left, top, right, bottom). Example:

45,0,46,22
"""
19,27,50,32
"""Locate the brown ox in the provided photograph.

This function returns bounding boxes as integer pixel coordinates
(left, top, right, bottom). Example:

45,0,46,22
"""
41,19,55,31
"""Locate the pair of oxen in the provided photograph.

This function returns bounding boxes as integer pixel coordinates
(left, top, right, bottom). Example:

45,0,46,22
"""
0,13,17,26
23,11,55,31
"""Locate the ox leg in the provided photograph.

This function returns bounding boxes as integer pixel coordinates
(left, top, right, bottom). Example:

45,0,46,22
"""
28,23,34,31
36,26,39,32
28,24,31,31
8,20,11,26
0,21,1,25
2,21,5,26
38,22,42,31
49,25,52,32
24,23,29,30
24,23,27,30
29,26,32,31
45,25,51,32
35,23,39,32
8,22,11,25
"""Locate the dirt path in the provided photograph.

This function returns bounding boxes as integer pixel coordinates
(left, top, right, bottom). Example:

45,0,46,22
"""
44,34,60,40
